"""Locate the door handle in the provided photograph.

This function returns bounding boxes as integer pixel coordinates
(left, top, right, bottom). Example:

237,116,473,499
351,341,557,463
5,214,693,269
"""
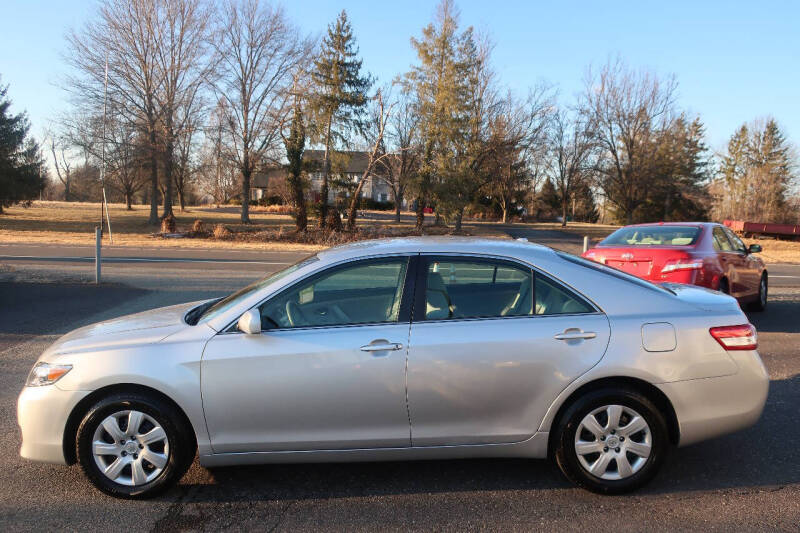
554,330,597,341
360,342,403,352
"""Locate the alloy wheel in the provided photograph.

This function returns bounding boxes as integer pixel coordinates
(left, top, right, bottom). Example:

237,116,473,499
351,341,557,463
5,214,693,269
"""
574,404,652,480
91,410,170,486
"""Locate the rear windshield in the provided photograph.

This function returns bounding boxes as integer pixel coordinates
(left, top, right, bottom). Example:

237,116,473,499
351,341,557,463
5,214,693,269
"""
600,226,701,246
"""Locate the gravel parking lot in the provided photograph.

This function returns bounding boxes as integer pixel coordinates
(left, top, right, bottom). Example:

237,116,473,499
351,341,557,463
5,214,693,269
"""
1,241,798,532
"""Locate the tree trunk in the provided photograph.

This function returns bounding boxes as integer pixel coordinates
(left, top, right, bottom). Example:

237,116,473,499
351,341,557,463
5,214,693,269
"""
177,187,186,212
64,181,71,202
241,166,251,223
561,195,568,227
501,201,509,224
288,171,307,232
162,140,175,219
125,191,133,210
454,208,464,232
394,191,402,222
346,174,369,231
415,195,425,230
147,129,160,225
319,117,332,229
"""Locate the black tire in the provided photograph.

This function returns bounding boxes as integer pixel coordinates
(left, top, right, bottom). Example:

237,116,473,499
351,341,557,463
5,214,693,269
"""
76,392,195,499
553,388,669,495
749,273,767,312
719,278,730,295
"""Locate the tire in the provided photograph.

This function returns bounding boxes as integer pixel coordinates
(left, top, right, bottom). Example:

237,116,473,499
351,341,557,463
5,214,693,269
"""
76,392,195,499
749,273,767,312
553,388,669,494
719,278,730,295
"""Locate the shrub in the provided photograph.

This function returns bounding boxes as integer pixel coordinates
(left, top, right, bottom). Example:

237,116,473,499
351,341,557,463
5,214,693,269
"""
160,213,176,233
191,219,205,233
213,224,231,239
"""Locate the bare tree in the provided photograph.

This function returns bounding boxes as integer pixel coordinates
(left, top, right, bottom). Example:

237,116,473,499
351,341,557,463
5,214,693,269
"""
345,88,395,230
105,112,146,209
484,87,553,223
198,100,239,206
46,130,73,201
581,58,677,223
150,0,212,218
380,91,420,222
67,0,163,224
549,107,595,227
213,0,311,223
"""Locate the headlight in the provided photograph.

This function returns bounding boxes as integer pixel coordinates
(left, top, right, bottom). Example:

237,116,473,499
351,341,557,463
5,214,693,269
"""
25,362,73,387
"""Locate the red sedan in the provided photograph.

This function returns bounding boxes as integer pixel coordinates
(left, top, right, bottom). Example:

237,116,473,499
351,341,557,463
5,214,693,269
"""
582,222,767,311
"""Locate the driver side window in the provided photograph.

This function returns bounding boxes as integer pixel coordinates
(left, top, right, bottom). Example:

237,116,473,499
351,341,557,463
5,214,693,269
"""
259,258,409,329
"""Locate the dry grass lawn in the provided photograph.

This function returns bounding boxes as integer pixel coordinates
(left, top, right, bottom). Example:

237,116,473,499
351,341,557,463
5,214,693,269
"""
0,201,323,251
3,202,798,263
0,201,506,251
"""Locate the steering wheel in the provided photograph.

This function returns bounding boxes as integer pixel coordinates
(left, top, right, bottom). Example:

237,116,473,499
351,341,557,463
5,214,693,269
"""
285,300,307,327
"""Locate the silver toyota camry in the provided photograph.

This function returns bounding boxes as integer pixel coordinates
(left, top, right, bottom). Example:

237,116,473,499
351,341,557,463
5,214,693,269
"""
17,237,769,498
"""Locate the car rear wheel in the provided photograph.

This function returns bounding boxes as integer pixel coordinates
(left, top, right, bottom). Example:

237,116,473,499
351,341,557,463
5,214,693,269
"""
553,388,669,494
749,273,767,312
76,393,194,499
719,278,730,295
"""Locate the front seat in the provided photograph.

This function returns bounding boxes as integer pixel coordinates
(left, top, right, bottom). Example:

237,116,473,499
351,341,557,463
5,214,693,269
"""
426,272,453,319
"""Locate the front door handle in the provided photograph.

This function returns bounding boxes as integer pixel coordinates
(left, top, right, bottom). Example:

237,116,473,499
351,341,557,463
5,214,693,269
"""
360,342,404,352
554,330,597,341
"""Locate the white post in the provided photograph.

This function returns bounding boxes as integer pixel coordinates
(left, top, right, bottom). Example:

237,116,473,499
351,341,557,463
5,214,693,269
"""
583,235,589,253
95,227,102,284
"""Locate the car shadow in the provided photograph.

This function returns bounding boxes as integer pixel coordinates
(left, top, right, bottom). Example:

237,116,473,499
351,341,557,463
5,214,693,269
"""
748,296,800,334
165,374,800,504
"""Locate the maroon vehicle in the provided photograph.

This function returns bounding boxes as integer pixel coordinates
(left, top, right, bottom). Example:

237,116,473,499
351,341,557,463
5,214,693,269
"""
582,222,767,311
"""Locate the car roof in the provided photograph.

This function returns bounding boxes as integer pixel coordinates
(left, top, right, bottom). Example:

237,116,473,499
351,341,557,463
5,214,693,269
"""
618,222,715,229
317,236,555,262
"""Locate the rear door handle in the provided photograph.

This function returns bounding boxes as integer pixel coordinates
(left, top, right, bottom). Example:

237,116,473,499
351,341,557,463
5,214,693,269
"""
554,331,597,341
360,343,403,352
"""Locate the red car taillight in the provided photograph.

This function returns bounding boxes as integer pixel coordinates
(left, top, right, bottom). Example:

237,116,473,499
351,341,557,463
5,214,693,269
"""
661,258,704,274
709,324,758,351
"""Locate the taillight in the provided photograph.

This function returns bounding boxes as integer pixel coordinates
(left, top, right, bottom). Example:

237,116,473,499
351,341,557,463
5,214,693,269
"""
661,258,704,273
709,324,757,351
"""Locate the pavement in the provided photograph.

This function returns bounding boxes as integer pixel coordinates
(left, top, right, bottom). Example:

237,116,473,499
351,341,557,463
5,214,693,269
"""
1,231,799,531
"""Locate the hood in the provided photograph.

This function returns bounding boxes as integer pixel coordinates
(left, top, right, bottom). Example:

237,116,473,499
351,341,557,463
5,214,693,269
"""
662,283,742,313
43,300,207,357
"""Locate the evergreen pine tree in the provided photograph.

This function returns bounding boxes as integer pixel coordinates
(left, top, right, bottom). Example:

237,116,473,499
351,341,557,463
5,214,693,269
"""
310,10,371,228
284,95,307,232
0,79,45,213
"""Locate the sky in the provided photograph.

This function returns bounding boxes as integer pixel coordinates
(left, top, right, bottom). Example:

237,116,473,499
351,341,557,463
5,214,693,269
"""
1,0,798,152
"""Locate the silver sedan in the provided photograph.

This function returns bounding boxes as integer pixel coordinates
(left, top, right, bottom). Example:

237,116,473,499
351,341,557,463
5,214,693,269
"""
17,237,768,498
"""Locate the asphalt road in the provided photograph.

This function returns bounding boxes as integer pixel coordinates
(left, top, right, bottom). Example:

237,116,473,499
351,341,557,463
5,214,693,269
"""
1,234,799,531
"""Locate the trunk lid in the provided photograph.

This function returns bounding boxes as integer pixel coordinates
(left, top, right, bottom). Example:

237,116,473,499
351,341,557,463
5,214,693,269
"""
584,246,695,280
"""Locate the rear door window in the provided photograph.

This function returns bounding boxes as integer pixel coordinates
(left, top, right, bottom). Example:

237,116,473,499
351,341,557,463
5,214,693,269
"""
723,227,747,253
712,227,733,252
421,258,532,320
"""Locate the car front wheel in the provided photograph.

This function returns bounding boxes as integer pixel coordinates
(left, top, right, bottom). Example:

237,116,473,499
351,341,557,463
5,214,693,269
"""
553,388,669,494
76,392,194,499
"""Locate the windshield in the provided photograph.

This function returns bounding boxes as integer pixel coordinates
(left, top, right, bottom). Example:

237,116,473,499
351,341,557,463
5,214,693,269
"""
600,226,701,246
197,255,319,323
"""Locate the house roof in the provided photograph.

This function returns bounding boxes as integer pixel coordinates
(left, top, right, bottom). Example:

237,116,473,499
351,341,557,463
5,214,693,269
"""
304,150,370,174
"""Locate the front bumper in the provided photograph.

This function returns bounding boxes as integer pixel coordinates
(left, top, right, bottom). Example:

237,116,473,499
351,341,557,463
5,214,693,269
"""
17,385,91,464
657,350,769,447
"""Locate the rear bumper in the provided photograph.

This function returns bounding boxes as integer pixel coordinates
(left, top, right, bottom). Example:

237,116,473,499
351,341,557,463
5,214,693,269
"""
657,350,769,447
17,385,91,464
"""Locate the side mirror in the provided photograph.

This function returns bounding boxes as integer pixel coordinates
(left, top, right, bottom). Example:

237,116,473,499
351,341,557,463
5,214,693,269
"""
748,244,762,254
237,309,261,335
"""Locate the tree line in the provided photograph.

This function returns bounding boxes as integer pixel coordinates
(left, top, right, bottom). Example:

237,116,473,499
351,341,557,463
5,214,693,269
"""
2,0,797,228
